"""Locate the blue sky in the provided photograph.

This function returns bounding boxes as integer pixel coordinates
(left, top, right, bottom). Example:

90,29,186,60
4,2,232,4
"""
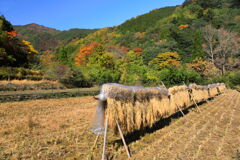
0,0,185,30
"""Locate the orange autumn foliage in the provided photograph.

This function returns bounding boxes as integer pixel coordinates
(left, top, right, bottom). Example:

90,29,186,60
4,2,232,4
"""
7,30,17,38
149,52,180,70
40,53,57,67
187,58,218,77
178,24,189,30
133,48,143,55
75,42,100,66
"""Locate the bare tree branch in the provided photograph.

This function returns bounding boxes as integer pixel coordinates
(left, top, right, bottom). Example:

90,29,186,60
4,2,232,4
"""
202,25,217,63
202,25,240,75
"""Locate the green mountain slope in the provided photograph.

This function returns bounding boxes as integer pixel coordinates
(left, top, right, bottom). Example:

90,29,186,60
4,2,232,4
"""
4,0,239,87
117,6,176,33
14,24,97,52
58,0,240,64
55,28,97,40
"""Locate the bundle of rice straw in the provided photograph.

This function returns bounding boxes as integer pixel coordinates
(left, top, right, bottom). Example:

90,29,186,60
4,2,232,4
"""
92,83,170,135
168,85,192,112
208,83,220,97
188,84,209,103
91,82,226,135
218,83,226,93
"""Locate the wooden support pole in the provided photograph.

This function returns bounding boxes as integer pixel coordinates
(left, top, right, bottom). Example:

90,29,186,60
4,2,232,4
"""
192,98,201,113
115,119,131,158
102,114,109,160
205,99,209,104
91,134,99,150
161,81,167,89
176,104,185,116
161,81,184,117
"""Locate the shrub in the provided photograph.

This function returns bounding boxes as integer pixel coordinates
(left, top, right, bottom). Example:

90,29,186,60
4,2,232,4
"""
158,67,203,87
44,64,73,82
82,65,120,85
228,72,240,86
64,68,91,87
210,71,240,88
0,67,43,80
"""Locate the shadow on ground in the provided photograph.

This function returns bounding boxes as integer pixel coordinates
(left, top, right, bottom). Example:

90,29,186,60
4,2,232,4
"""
113,97,215,152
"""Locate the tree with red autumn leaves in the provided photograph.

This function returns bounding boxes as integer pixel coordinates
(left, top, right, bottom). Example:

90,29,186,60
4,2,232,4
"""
7,30,17,38
133,48,143,55
75,42,100,66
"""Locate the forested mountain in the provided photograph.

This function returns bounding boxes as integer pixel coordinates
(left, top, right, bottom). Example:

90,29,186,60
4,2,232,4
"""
1,0,240,88
117,6,176,33
14,24,97,52
48,0,240,86
57,1,240,64
0,16,38,68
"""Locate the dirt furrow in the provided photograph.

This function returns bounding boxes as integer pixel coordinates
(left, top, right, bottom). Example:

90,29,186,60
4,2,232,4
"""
214,91,240,159
193,92,238,159
178,92,238,160
131,101,219,156
171,106,230,160
172,93,235,159
130,91,234,159
157,99,229,160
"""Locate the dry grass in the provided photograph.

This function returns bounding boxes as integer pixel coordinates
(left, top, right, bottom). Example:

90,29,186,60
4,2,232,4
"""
104,83,226,135
0,87,235,160
219,83,227,93
0,79,59,85
0,96,101,159
104,84,170,134
169,85,192,111
116,89,240,160
0,80,66,91
209,87,219,97
189,84,209,103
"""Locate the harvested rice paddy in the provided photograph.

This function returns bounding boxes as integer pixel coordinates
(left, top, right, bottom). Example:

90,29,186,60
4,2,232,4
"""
0,89,239,159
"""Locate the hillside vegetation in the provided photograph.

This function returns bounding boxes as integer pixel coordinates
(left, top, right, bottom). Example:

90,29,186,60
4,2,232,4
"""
48,0,240,87
14,24,97,52
1,0,240,88
117,6,176,33
0,17,38,68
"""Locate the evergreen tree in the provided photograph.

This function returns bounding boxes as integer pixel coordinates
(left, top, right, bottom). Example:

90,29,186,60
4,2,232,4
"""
58,48,69,65
230,0,240,8
0,16,13,32
192,31,204,60
0,16,38,67
196,0,224,9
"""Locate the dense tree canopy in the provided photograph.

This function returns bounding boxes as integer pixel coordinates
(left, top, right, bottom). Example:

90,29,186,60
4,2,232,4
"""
0,16,38,67
1,0,240,88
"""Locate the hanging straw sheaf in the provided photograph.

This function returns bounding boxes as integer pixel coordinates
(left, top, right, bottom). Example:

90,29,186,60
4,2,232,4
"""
207,83,224,97
91,83,226,135
94,83,170,134
188,84,209,103
218,83,226,93
169,85,191,112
